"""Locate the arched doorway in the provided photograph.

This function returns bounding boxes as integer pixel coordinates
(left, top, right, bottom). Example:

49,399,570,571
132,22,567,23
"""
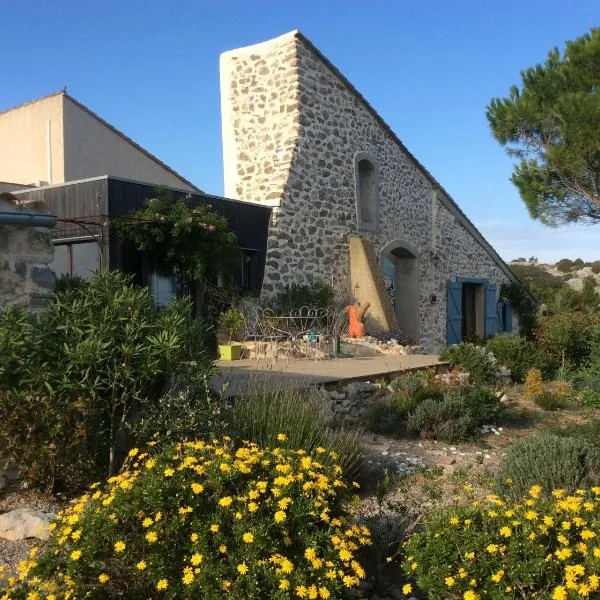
380,241,420,343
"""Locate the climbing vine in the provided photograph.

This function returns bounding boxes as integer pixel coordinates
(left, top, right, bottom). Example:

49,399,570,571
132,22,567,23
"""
116,188,240,284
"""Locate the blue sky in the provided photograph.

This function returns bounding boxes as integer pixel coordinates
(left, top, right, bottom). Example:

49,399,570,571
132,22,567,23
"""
1,0,598,262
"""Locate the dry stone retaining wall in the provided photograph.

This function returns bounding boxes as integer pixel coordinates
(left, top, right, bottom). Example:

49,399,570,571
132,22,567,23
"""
220,31,515,351
0,204,55,312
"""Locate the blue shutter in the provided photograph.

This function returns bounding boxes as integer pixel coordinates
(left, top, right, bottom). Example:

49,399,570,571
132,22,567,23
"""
505,302,513,333
447,281,462,344
485,283,498,338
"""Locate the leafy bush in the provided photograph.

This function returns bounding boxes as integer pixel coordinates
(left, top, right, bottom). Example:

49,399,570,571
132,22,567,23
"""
535,311,594,372
581,388,600,407
411,385,445,404
365,392,418,436
406,386,503,443
439,342,497,385
0,439,371,599
389,374,424,396
556,258,574,272
406,397,473,442
498,434,600,497
0,271,214,492
227,381,363,479
403,486,600,599
446,386,503,425
484,335,540,382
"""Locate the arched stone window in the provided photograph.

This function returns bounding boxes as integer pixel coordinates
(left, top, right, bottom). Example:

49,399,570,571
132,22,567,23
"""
354,152,379,231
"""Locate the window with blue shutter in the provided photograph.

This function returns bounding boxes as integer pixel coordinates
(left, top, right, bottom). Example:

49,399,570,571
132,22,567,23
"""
484,283,498,338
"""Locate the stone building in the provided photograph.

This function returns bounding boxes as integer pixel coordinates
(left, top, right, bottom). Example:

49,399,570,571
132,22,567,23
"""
220,30,518,352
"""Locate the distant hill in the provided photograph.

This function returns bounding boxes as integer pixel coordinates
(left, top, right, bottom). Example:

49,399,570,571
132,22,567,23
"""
508,259,600,311
509,259,600,292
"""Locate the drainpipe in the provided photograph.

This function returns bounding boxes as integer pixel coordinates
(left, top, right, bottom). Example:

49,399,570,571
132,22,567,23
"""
0,212,57,228
47,119,53,185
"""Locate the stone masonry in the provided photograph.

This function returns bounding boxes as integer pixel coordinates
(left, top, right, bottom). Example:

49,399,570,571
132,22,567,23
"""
0,195,55,311
220,31,518,352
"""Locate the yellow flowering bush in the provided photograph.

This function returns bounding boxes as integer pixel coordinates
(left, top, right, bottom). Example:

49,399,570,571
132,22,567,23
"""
403,485,600,599
0,438,370,599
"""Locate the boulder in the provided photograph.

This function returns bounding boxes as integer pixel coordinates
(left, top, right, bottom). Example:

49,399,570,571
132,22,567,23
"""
0,508,55,541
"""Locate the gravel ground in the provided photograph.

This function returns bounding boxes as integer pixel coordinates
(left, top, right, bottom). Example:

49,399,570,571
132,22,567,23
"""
0,488,62,578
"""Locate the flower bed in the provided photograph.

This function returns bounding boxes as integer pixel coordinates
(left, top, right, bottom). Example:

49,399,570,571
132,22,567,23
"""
404,485,600,599
0,438,370,599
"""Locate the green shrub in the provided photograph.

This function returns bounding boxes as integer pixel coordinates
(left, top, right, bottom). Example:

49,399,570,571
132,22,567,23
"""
0,271,215,492
411,385,445,404
0,439,371,599
227,381,363,479
439,342,497,385
389,374,423,396
366,397,404,435
406,397,474,442
446,386,503,425
484,335,540,382
532,390,565,411
498,434,600,497
535,311,594,372
582,388,600,407
403,487,600,600
556,258,574,272
218,307,245,342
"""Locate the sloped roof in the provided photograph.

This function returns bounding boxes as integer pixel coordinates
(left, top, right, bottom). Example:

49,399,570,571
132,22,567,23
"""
0,91,201,193
292,30,518,285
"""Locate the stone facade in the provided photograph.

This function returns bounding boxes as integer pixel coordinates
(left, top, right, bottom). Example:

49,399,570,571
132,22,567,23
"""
0,196,56,311
220,31,518,352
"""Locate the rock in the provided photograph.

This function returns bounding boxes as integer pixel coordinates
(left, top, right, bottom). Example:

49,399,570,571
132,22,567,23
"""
437,455,456,466
0,508,55,541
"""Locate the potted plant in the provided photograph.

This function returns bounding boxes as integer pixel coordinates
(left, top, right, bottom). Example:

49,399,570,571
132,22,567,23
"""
218,307,245,360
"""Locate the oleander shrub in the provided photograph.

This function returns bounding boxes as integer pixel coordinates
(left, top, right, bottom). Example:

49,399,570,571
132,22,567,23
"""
227,381,363,479
498,434,600,497
0,439,371,599
484,335,541,382
389,374,424,396
439,342,497,385
403,486,600,600
0,271,215,492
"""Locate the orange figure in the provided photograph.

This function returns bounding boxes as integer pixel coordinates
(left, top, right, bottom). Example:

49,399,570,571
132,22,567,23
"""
345,302,370,338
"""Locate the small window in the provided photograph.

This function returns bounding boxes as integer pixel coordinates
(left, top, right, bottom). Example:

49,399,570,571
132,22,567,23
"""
51,241,99,280
354,153,379,231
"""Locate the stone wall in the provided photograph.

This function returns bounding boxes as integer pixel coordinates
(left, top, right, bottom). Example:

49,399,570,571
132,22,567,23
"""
0,197,56,311
220,31,517,351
